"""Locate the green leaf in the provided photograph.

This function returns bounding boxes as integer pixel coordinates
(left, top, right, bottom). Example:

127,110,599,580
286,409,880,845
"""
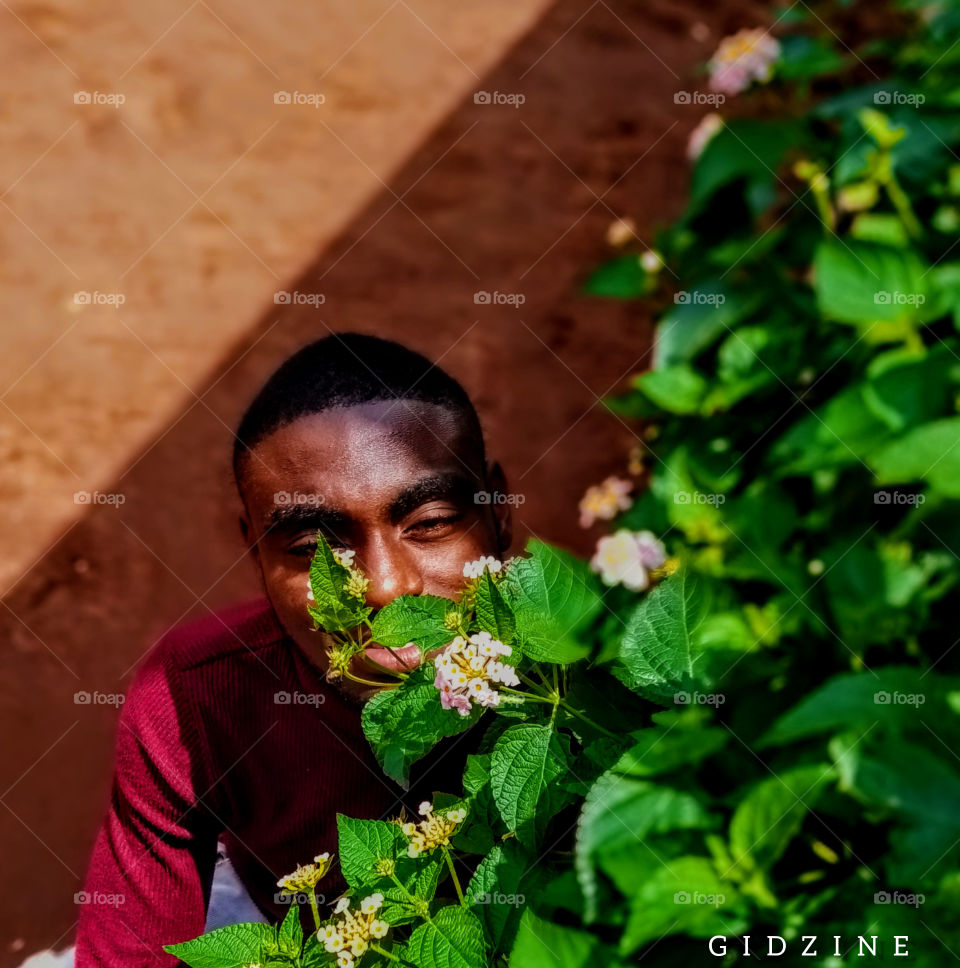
633,365,708,414
474,571,516,644
768,381,892,475
499,541,602,663
625,871,738,948
491,724,571,846
576,771,712,922
831,735,960,884
813,238,933,329
362,665,480,785
583,254,652,299
336,815,405,888
777,33,846,80
277,903,302,957
690,120,799,215
406,905,487,968
654,283,760,369
370,594,454,651
163,924,277,968
508,910,599,967
612,726,728,777
729,764,835,874
761,668,960,747
869,417,960,496
466,841,530,950
863,344,955,432
614,569,708,705
850,213,910,248
619,856,746,955
307,534,370,632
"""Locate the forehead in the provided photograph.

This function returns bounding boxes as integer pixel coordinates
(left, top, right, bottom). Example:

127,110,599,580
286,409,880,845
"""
239,400,482,516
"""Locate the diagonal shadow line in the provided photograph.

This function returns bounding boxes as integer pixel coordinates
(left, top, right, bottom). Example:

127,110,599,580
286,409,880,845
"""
0,0,752,955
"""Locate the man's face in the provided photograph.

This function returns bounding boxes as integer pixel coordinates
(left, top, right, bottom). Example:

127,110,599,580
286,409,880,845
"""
237,399,511,694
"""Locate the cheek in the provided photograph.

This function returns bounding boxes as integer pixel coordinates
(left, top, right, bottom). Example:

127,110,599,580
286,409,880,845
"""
259,555,311,622
415,530,494,596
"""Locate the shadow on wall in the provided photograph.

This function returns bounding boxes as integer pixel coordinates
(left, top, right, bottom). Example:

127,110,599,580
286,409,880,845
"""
0,0,763,960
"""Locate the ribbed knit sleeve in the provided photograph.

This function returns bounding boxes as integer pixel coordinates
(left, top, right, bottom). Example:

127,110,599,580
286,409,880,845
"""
74,639,222,967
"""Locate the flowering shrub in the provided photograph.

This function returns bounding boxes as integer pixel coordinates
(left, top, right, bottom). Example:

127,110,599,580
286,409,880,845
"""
166,4,960,965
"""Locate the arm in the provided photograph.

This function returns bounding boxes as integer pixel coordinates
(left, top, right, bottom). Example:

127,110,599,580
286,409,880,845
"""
75,645,222,967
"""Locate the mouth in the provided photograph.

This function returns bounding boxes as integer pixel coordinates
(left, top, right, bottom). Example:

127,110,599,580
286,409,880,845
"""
358,642,423,676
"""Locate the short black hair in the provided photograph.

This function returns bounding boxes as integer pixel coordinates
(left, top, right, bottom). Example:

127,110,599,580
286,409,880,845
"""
232,333,485,487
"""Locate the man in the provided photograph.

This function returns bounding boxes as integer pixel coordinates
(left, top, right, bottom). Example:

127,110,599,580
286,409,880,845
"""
74,333,512,966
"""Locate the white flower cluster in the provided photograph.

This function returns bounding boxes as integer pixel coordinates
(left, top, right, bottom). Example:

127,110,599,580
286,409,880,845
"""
400,800,468,858
319,893,389,967
434,631,519,715
276,852,333,894
462,555,503,579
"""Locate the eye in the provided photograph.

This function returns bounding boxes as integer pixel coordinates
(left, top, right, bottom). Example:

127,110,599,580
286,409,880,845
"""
288,532,349,558
406,512,463,538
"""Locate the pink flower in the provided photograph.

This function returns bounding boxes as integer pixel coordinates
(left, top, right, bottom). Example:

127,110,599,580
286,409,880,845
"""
590,529,667,591
708,28,780,95
578,476,633,529
687,112,724,161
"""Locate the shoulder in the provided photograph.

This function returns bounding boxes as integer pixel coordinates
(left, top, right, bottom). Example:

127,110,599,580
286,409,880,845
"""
115,599,287,778
150,597,286,675
123,598,286,722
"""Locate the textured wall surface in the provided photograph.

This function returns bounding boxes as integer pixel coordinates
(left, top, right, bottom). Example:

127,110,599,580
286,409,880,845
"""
0,0,761,959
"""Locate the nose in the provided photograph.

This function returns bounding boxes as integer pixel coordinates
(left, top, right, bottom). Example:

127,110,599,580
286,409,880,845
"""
360,534,424,610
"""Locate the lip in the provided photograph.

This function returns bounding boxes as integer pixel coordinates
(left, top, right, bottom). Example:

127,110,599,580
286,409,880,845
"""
360,642,423,675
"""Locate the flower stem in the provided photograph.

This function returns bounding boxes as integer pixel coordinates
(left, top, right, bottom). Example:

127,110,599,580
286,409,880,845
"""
558,700,618,738
344,670,396,689
371,944,417,966
308,888,321,931
500,687,555,705
885,175,923,238
516,672,554,698
442,846,466,906
388,872,418,904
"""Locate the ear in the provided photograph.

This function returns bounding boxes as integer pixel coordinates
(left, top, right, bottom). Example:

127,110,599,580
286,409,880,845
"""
238,509,261,567
485,461,513,555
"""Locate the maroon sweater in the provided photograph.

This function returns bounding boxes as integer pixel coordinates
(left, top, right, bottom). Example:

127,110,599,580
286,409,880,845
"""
75,598,465,966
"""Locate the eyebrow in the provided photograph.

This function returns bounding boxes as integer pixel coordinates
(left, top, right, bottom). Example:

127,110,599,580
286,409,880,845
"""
388,472,477,523
264,472,477,533
266,503,349,534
